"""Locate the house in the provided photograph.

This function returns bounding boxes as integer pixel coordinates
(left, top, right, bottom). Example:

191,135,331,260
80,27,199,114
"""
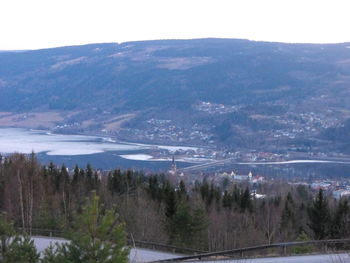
333,189,350,200
231,171,253,181
251,189,266,199
251,175,264,183
310,182,331,190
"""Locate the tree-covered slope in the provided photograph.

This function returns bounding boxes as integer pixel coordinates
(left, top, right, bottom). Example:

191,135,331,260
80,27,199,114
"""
1,38,350,149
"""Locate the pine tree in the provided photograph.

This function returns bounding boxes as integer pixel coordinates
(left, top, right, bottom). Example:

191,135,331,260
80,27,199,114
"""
280,192,296,240
3,236,39,263
330,199,349,239
165,194,209,249
72,165,80,184
85,163,95,191
240,187,252,212
165,190,177,219
40,245,67,263
281,193,295,227
0,213,15,258
0,213,39,263
190,207,209,250
222,190,232,209
42,191,129,263
178,180,187,198
307,189,331,240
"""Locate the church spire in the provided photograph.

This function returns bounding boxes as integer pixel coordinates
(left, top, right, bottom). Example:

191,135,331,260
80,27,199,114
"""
169,155,177,175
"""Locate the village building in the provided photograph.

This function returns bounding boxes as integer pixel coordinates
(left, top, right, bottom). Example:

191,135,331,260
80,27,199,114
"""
231,171,253,181
333,189,350,200
169,156,177,175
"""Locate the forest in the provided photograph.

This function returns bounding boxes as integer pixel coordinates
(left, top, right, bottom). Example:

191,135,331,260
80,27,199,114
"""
0,153,349,256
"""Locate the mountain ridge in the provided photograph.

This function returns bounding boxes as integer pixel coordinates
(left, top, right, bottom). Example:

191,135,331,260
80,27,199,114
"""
1,38,350,153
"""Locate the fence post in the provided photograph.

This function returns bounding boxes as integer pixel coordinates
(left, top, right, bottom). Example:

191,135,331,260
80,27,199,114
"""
283,245,287,256
324,243,328,253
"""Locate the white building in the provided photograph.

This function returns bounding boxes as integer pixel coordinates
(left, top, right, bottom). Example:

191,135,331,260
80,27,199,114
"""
231,171,253,181
333,189,350,200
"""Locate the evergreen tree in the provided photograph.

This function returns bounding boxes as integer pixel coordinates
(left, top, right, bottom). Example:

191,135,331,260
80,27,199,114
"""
47,162,60,192
200,180,210,206
147,175,159,200
281,193,295,226
307,189,331,240
178,180,187,198
190,207,209,250
233,185,241,203
85,164,95,191
199,181,220,208
86,164,93,180
240,187,252,212
330,199,349,239
165,190,177,219
0,213,39,263
3,236,39,263
280,192,296,240
168,202,208,249
0,213,14,258
60,164,69,183
72,165,80,192
42,191,129,263
41,245,67,263
222,190,232,209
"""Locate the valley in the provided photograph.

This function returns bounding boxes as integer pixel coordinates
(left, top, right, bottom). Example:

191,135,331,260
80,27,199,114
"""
1,39,350,174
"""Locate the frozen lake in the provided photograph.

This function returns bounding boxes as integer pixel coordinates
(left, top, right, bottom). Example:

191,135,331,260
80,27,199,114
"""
0,128,200,169
2,127,350,173
0,128,197,156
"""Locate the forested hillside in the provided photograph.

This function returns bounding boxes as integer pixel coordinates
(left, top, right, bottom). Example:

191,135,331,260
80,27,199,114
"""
1,39,350,150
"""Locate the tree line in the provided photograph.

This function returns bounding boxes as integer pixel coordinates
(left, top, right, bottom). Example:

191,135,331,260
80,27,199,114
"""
0,153,349,254
0,190,128,263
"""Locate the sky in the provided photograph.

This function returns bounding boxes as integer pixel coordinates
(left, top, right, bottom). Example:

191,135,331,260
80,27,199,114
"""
0,0,350,50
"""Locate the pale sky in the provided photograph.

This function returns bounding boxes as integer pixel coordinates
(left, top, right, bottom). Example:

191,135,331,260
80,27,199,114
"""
0,0,350,50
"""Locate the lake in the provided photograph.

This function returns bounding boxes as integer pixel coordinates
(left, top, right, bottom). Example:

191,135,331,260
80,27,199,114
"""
0,128,198,170
2,128,350,176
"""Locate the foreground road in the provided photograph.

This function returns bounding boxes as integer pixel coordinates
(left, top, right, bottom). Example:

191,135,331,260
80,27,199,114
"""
185,253,350,263
31,237,350,263
32,236,182,262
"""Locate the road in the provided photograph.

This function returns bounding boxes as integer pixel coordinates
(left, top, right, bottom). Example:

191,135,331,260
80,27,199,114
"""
31,237,350,262
185,253,350,263
179,158,350,172
31,236,182,262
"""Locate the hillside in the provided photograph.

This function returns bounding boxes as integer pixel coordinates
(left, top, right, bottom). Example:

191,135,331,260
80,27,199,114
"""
1,38,350,153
